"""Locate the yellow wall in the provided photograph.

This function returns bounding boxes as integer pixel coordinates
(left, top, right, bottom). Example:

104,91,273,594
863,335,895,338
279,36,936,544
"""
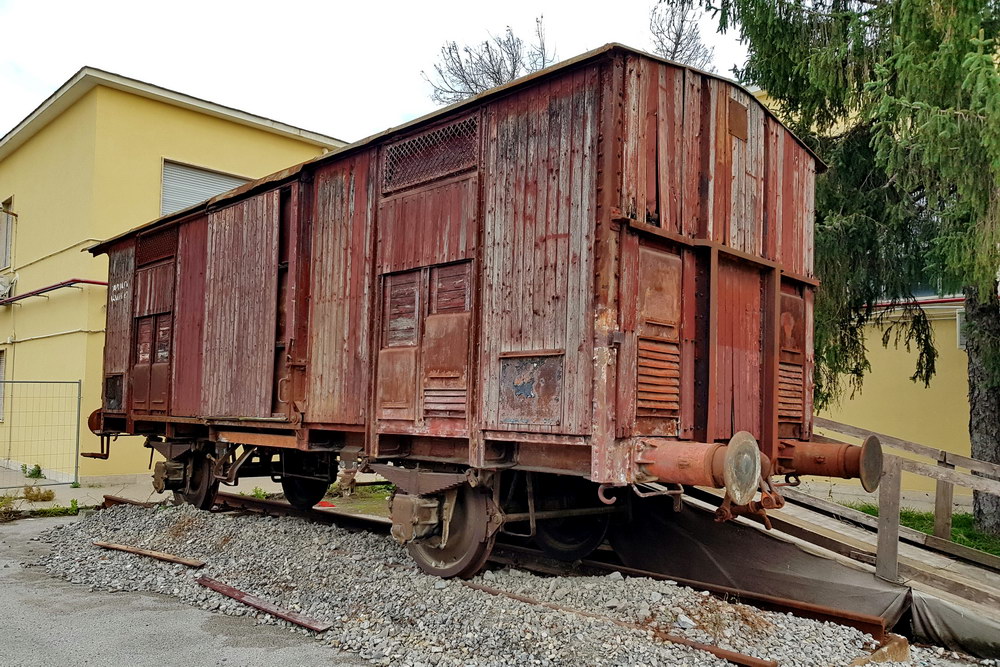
819,309,971,499
0,82,333,481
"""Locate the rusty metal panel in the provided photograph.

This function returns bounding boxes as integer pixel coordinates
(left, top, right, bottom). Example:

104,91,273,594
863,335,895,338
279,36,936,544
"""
422,311,470,419
714,258,764,440
635,247,682,422
131,317,152,412
304,153,375,426
481,65,600,434
377,347,417,420
103,241,134,378
377,174,478,274
171,216,208,416
133,260,174,317
149,313,172,413
498,354,563,426
202,191,280,418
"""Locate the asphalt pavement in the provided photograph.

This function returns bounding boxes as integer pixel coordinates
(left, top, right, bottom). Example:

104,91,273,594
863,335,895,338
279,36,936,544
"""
0,515,364,667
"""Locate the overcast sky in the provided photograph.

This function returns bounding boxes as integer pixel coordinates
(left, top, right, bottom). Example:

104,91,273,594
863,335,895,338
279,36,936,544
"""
0,0,746,144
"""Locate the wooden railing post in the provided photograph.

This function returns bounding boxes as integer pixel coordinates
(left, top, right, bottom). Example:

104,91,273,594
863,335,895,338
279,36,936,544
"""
876,455,902,582
933,453,955,540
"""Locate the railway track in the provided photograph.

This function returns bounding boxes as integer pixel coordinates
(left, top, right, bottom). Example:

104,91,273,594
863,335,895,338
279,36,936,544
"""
100,491,889,645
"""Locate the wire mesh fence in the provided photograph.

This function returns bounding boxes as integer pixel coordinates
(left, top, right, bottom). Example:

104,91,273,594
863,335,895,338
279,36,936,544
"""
0,381,81,489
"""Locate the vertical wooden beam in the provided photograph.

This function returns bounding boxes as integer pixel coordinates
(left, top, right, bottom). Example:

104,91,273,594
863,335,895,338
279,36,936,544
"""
933,458,955,540
705,247,719,441
760,268,781,464
876,455,902,582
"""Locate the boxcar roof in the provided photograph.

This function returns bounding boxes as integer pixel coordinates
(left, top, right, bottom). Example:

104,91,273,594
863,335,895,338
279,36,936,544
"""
90,43,823,255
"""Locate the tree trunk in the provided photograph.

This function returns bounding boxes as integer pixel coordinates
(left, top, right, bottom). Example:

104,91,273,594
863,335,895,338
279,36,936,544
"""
963,286,1000,536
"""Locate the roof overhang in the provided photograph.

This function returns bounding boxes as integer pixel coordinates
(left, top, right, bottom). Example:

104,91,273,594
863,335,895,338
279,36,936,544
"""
0,66,345,163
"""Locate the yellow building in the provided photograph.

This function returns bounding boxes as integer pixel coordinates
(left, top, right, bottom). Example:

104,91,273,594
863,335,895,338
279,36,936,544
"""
0,67,343,487
814,298,971,506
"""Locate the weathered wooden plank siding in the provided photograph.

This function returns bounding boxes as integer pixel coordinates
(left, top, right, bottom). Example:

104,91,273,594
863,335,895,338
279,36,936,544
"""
201,192,280,418
305,153,376,425
481,66,600,434
171,216,208,416
103,241,135,378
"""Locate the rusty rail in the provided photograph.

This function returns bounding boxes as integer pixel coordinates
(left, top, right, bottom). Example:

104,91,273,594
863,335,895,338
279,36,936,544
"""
197,576,332,632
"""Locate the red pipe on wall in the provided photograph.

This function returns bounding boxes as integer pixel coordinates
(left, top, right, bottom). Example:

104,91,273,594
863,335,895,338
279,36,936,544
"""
0,278,108,306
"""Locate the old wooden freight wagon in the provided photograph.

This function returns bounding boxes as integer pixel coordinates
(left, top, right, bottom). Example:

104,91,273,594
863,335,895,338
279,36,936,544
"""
89,44,880,577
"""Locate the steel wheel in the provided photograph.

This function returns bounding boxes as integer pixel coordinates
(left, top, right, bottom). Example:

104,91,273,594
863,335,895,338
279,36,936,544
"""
533,477,609,561
408,484,495,579
173,452,218,510
281,477,329,510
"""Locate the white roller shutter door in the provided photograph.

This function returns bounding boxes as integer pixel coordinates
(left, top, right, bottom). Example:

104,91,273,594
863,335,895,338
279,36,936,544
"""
161,161,249,216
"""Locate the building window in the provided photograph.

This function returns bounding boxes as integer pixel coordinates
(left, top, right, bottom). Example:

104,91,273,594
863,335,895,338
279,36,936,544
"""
161,161,249,216
0,198,13,270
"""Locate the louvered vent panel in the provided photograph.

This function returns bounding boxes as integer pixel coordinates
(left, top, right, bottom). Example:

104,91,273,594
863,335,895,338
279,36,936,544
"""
382,117,478,193
383,271,420,347
423,387,467,418
778,362,805,421
636,338,681,416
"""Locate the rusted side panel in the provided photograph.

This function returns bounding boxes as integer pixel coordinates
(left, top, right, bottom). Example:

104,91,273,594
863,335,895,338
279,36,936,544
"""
803,162,816,277
713,259,764,440
481,65,600,435
763,118,783,262
622,58,683,231
726,88,765,256
305,153,375,425
103,242,135,377
202,192,280,418
779,134,809,276
711,79,731,245
171,216,208,417
377,174,478,274
681,71,705,238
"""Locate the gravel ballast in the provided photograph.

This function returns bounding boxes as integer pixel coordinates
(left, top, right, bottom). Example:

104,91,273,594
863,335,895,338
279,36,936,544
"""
32,504,985,666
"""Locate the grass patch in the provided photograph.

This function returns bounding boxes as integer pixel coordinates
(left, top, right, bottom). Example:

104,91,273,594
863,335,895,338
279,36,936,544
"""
324,482,394,518
30,499,79,517
843,501,1000,557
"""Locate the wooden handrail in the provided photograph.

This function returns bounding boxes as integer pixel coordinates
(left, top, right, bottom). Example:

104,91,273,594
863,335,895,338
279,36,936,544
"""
809,417,1000,583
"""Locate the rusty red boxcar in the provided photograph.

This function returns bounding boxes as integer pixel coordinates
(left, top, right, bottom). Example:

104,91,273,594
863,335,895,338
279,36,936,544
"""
89,44,881,577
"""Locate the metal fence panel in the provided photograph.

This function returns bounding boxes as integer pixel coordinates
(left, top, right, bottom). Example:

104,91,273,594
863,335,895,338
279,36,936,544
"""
0,380,81,489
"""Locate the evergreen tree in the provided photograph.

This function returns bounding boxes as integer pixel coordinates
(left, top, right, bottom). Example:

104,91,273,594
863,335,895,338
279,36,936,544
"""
680,0,1000,533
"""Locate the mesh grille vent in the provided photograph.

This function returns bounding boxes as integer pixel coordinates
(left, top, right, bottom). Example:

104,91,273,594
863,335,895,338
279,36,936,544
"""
136,227,178,266
636,338,681,416
383,117,478,193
